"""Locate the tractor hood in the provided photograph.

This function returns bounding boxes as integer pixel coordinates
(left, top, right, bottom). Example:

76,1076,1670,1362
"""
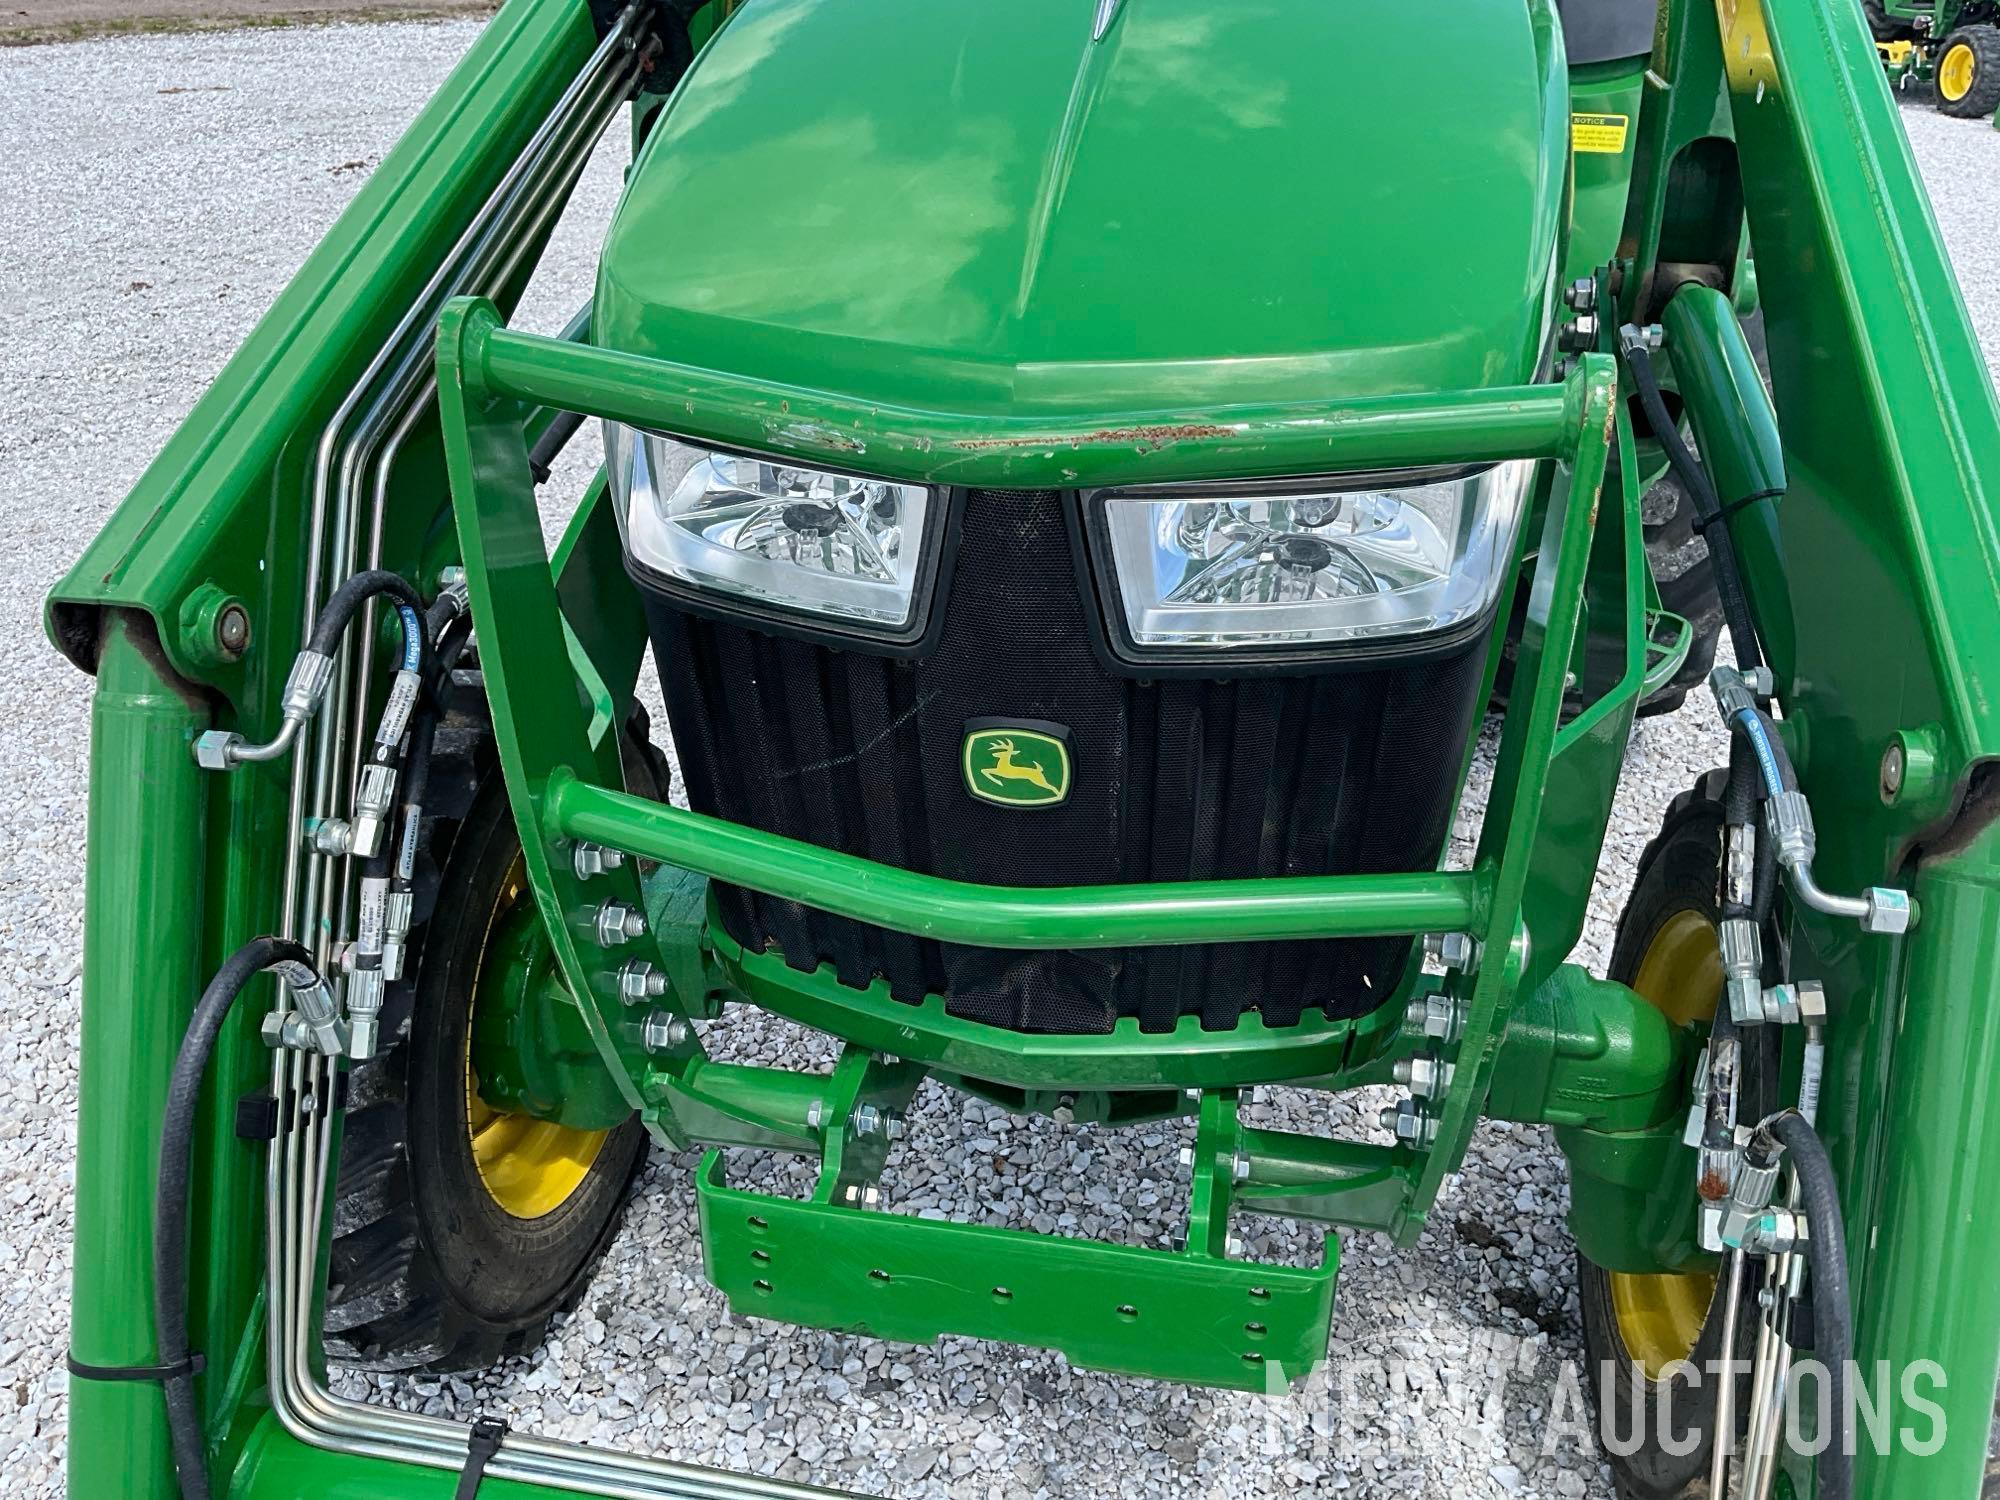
595,0,1568,422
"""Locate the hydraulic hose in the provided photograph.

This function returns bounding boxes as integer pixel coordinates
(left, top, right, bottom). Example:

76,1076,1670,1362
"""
303,568,430,663
1621,335,1766,674
1762,1111,1856,1500
527,407,589,484
156,936,317,1500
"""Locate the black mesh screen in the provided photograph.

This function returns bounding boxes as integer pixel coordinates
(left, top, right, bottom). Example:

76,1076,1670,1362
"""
646,489,1486,1035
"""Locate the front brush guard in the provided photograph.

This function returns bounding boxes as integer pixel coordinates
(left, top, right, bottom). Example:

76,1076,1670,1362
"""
435,294,1643,1385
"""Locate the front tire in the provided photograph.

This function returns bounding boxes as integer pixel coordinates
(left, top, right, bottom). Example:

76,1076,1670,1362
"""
324,675,665,1372
1574,772,1776,1497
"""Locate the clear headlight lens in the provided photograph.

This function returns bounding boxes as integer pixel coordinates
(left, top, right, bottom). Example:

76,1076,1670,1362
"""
1094,461,1534,653
607,423,934,633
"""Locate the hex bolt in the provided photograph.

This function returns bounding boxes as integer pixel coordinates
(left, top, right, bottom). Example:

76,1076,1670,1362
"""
1563,277,1598,313
593,900,646,947
1404,992,1465,1044
1392,1056,1456,1099
884,1114,907,1142
573,841,628,880
1232,1149,1251,1185
862,1185,882,1208
639,1011,688,1054
1177,1145,1195,1169
851,1103,883,1138
618,960,667,1005
806,1099,827,1130
1224,1236,1245,1259
1051,1093,1076,1127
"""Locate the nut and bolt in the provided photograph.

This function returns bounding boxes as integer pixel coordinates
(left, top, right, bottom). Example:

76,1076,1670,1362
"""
1379,1099,1439,1148
1232,1149,1251,1185
639,1010,689,1053
852,1103,884,1138
1051,1093,1076,1127
1404,992,1465,1044
1224,1236,1245,1259
1563,277,1598,313
862,1185,882,1208
618,960,667,1005
593,900,647,948
806,1099,827,1130
1423,931,1479,974
1177,1145,1195,1169
573,841,628,880
1558,312,1600,353
1392,1055,1456,1099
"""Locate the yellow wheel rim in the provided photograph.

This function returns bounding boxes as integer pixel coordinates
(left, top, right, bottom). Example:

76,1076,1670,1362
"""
465,865,608,1221
1940,42,1977,102
1608,907,1723,1380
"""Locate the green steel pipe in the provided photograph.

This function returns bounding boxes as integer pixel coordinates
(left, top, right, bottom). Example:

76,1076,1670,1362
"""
460,308,1578,489
549,774,1481,949
1660,283,1796,678
69,615,210,1500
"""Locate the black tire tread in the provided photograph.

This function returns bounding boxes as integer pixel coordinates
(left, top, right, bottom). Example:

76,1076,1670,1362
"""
1936,25,2000,117
322,685,663,1373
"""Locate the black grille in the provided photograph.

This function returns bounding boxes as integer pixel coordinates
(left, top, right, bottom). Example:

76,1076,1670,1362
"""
646,489,1486,1035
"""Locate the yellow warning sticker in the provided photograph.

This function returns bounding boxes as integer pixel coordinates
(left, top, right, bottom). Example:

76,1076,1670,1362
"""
1571,113,1631,155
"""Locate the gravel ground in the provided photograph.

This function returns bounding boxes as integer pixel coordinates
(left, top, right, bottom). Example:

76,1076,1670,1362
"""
2,25,1998,1499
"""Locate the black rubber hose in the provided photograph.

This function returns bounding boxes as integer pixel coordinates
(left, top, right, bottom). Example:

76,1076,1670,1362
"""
1621,337,1766,674
1767,1110,1856,1500
528,408,589,485
156,935,315,1500
303,569,430,663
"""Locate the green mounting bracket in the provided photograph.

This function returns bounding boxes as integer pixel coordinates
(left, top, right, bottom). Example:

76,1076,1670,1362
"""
697,1085,1338,1391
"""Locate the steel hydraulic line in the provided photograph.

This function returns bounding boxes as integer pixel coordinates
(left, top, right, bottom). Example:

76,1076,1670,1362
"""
263,4,650,1463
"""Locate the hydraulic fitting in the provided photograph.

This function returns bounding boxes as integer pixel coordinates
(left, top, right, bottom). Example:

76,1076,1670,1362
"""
1723,823,1756,909
1733,1207,1810,1256
618,959,667,1005
309,817,355,857
346,763,399,861
1403,991,1466,1045
1763,789,1815,871
345,968,385,1060
593,900,647,947
381,890,414,982
1719,1127,1783,1249
195,649,337,770
1392,1055,1456,1100
1860,886,1915,935
573,841,628,880
1719,917,1763,1025
261,960,348,1057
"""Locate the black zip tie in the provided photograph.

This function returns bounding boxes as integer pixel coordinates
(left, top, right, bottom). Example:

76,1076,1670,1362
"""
1691,486,1784,538
454,1416,509,1499
67,1350,205,1384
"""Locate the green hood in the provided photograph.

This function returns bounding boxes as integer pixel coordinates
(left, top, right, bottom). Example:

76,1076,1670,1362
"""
596,0,1568,423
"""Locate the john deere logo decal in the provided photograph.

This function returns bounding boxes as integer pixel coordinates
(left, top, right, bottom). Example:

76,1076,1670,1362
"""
962,719,1072,809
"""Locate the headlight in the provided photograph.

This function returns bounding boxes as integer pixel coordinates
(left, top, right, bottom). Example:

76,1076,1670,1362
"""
1085,461,1534,663
606,424,941,644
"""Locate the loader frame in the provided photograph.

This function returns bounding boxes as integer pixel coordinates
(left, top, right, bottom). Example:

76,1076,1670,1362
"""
48,0,2000,1495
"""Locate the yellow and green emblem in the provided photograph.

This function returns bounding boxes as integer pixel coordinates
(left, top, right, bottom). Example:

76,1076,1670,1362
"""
962,721,1072,808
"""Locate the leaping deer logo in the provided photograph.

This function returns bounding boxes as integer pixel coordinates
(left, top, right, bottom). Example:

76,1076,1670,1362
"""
979,738,1061,797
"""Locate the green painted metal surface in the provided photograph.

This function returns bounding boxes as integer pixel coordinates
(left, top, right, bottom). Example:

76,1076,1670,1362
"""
697,1151,1335,1392
1565,54,1650,283
470,314,1581,488
596,0,1568,420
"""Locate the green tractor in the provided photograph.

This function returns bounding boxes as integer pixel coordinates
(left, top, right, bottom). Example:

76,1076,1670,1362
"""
1866,0,2000,116
49,0,2000,1497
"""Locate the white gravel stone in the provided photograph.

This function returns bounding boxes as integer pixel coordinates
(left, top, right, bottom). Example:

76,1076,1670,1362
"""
3,22,1999,1500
